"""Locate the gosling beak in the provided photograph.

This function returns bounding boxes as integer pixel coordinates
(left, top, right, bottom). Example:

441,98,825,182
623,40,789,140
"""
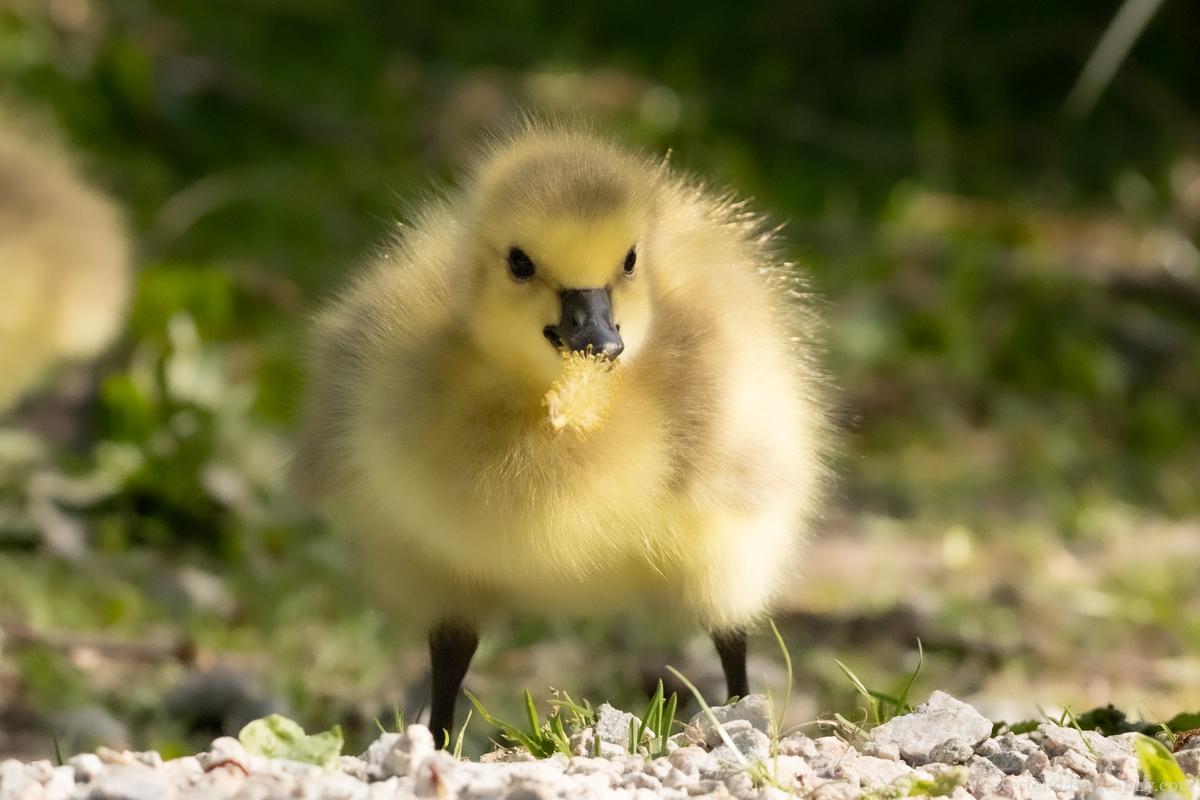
544,288,624,360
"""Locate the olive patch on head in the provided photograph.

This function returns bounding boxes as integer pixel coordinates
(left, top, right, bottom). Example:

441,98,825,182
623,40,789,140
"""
623,247,637,275
507,247,536,280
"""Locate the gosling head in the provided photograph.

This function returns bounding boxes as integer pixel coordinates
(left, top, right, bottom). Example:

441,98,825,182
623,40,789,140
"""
464,135,656,390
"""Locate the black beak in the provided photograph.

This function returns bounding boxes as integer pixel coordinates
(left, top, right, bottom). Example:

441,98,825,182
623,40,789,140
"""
544,288,624,360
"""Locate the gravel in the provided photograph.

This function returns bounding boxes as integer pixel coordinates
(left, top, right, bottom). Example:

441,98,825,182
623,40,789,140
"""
0,692,1195,799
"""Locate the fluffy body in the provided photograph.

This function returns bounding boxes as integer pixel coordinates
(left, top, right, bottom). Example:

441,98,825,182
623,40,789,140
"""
0,109,130,413
296,126,827,633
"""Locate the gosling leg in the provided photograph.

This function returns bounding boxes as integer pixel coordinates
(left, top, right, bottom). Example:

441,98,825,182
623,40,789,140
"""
711,629,748,701
428,621,479,748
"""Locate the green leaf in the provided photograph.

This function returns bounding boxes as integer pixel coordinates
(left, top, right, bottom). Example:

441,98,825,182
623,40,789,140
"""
1133,734,1189,798
524,689,542,740
238,714,344,769
892,638,924,718
465,689,553,757
834,658,882,725
638,680,664,750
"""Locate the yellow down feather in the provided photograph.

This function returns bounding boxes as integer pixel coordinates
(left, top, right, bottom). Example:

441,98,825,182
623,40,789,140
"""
0,105,130,413
294,121,830,633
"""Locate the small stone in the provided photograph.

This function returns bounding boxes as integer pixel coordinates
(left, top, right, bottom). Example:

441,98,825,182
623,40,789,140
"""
868,691,993,766
808,737,857,780
671,729,703,749
1035,724,1092,758
86,764,175,800
568,726,595,756
978,733,1040,758
929,738,975,765
709,724,771,763
95,747,140,767
1040,764,1087,797
996,772,1058,800
1096,752,1138,785
813,737,853,760
413,751,458,797
594,703,640,748
966,755,1005,796
647,759,673,780
987,751,1029,775
1083,786,1134,800
834,754,913,788
381,725,435,779
24,759,54,783
362,732,401,779
0,760,37,797
339,755,368,781
808,779,863,800
621,772,662,791
502,780,555,800
197,736,248,772
683,778,724,796
271,758,323,781
1175,749,1200,777
634,791,667,800
617,756,645,777
43,767,76,800
1022,750,1050,778
321,770,370,800
163,756,203,780
686,694,774,748
661,766,694,789
722,769,755,795
770,755,815,790
566,756,622,778
755,788,796,800
1052,748,1097,778
367,777,403,799
69,753,105,782
668,746,708,777
862,740,900,761
1105,733,1139,756
1091,770,1138,796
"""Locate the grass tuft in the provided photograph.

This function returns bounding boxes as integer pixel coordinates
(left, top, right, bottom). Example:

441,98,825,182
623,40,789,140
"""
834,638,924,730
465,688,573,758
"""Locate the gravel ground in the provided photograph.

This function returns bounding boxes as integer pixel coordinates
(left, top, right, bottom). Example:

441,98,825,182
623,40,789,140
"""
2,691,1197,799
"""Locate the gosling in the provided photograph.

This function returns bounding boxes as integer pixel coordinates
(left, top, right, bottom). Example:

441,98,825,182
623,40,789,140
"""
0,108,130,414
295,124,828,744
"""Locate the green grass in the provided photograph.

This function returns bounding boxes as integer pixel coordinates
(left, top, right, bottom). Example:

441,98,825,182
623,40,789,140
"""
631,680,678,757
831,639,924,734
464,688,574,758
452,709,472,760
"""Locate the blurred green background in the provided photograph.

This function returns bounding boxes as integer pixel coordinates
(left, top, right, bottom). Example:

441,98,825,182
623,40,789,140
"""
1,0,1198,760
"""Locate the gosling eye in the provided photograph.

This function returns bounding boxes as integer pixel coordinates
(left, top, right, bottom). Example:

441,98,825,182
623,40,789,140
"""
507,247,536,281
623,247,637,275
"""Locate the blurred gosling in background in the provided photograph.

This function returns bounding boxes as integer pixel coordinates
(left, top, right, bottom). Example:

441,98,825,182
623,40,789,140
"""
0,106,130,415
295,123,829,744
